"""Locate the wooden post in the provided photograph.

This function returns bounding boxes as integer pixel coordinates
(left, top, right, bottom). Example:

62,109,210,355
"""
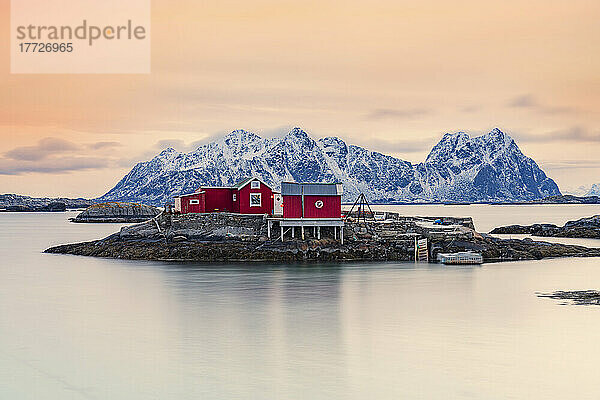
267,221,271,238
313,226,316,236
281,225,284,242
292,227,295,238
301,226,305,240
317,226,321,240
340,226,344,244
334,226,337,240
414,237,417,260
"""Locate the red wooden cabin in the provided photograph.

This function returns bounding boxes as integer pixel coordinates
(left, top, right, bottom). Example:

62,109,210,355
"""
281,182,342,218
174,177,275,215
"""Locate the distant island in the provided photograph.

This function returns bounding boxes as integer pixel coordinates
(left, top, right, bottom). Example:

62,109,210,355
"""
0,194,93,212
536,195,600,204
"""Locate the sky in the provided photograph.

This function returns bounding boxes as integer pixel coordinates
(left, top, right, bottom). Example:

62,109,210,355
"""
1,0,599,198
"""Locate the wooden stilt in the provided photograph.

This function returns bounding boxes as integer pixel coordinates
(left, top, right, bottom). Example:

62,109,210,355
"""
281,225,284,242
317,226,321,239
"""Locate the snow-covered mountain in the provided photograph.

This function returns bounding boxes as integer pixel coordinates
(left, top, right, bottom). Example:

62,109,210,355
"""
586,184,600,197
564,183,600,197
99,127,561,205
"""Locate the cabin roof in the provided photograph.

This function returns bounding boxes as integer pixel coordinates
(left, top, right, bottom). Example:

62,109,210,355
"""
281,182,343,196
233,177,272,190
178,191,205,198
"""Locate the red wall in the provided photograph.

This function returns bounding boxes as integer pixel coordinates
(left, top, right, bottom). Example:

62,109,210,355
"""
303,195,341,218
283,195,341,218
238,183,273,214
180,193,205,214
283,195,302,218
202,187,234,212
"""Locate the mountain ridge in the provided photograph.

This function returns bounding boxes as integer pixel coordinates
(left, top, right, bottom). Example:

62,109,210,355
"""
99,127,561,205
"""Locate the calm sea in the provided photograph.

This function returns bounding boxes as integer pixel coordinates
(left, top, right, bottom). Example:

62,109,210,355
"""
1,205,600,399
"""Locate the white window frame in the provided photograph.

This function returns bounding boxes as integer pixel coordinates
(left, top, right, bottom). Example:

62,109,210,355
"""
250,180,260,189
250,193,262,207
233,193,237,201
190,199,200,205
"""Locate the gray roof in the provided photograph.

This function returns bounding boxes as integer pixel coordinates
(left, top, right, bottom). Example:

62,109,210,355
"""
281,182,342,196
233,177,271,190
233,177,255,189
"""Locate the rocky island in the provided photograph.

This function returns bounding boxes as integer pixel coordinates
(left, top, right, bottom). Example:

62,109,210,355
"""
70,202,161,223
490,215,600,239
46,212,600,262
538,195,600,204
0,194,92,211
537,290,600,306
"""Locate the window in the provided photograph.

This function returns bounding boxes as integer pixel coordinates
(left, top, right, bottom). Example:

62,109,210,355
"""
315,200,324,209
250,193,261,207
233,193,237,201
190,199,200,205
250,180,260,189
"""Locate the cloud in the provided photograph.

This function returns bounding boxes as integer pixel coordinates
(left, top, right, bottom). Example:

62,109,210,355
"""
4,137,80,161
508,94,536,108
366,108,432,120
514,127,600,143
538,159,600,170
352,136,434,155
153,138,210,153
0,137,122,175
87,141,122,150
260,125,295,138
155,139,187,150
507,94,574,114
461,105,481,113
0,157,109,175
152,126,290,154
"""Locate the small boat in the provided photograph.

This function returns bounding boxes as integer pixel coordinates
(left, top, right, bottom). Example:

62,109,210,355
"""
437,251,483,265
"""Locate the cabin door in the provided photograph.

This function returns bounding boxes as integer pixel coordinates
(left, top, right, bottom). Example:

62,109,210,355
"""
273,193,283,216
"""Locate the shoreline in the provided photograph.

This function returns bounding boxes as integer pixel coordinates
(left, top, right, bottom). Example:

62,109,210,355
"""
44,212,600,263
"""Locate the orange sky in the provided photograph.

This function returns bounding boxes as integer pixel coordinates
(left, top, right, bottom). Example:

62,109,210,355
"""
1,0,599,197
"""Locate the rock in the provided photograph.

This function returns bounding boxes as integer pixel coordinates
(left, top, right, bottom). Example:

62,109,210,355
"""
537,290,600,305
71,202,161,223
490,215,600,239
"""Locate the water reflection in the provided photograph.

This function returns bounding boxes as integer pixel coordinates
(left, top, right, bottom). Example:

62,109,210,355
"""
2,211,600,399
